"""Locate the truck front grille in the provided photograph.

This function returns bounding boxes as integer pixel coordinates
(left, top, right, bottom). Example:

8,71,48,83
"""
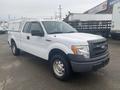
88,39,108,58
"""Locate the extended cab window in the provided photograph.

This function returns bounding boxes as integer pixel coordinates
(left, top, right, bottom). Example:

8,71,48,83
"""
30,22,44,34
23,22,30,33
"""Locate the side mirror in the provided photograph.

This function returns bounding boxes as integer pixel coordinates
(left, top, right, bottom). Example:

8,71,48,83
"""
31,30,44,37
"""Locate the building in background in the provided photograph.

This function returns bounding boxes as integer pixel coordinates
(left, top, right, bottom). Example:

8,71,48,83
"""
84,0,120,14
84,1,108,14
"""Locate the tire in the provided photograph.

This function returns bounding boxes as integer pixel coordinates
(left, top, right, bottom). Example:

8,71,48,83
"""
50,53,71,81
11,41,20,56
111,34,116,39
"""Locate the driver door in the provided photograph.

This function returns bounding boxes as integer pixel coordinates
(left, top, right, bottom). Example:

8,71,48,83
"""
27,22,48,59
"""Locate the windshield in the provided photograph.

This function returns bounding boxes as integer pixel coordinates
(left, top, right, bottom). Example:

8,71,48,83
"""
42,21,77,34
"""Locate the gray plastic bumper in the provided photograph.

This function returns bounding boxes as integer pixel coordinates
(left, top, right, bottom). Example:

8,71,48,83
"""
67,53,109,72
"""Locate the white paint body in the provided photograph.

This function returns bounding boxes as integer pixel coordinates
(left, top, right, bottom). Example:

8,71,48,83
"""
111,2,120,33
8,20,105,60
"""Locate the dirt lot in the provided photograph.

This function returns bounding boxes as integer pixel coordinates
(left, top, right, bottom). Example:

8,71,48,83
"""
0,34,120,90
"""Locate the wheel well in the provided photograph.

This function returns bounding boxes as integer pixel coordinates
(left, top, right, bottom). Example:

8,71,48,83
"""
11,39,15,43
10,39,16,47
48,49,72,70
48,49,66,61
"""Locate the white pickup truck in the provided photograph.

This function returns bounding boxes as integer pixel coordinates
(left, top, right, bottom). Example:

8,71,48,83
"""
8,19,109,80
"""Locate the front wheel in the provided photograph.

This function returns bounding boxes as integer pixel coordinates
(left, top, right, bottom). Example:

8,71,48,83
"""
11,41,20,56
50,54,71,81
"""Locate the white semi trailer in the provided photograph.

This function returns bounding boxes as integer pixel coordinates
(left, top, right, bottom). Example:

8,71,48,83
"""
111,2,120,39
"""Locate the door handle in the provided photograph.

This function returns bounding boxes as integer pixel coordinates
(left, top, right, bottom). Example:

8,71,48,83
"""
27,36,30,40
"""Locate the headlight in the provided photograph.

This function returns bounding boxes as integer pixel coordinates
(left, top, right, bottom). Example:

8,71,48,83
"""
71,45,90,58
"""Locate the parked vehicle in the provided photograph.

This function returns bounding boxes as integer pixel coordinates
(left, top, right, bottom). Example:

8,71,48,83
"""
64,13,112,38
8,19,109,80
0,26,6,34
111,2,120,39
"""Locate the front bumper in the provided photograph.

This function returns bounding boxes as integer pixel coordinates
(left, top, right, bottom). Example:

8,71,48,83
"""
67,53,109,72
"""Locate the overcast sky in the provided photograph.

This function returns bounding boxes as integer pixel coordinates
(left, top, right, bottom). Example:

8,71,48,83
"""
0,0,105,20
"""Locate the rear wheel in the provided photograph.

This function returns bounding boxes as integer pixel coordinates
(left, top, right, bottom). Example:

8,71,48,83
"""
11,41,20,56
50,53,71,80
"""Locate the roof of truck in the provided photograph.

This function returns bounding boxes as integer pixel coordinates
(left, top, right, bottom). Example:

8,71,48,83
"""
8,18,62,23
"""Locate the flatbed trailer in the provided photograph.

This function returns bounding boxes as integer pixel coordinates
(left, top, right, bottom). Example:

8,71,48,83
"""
64,14,112,38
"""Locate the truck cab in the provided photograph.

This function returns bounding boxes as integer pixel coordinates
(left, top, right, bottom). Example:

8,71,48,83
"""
8,19,109,80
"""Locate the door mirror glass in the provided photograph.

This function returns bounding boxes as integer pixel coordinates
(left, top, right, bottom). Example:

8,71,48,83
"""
31,30,44,36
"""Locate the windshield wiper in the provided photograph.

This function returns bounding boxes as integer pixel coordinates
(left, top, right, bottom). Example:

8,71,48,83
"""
49,32,63,34
67,31,77,33
49,31,77,34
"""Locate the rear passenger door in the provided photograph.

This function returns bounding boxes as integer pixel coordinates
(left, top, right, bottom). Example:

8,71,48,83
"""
20,22,31,52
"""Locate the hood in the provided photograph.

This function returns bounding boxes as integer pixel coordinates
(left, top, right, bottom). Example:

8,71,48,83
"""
49,33,104,41
47,33,105,45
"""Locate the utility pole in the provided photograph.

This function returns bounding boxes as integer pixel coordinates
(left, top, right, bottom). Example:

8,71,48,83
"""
58,5,62,20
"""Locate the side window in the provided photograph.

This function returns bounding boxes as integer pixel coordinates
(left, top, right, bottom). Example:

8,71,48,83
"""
30,22,44,34
23,22,30,33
